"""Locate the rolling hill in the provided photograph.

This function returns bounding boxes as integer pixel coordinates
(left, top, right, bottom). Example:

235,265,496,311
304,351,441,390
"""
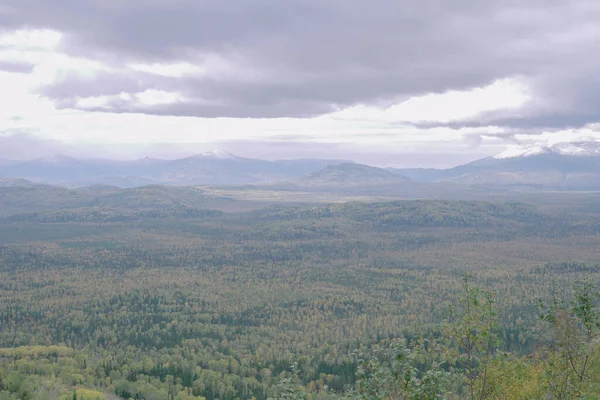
0,183,248,216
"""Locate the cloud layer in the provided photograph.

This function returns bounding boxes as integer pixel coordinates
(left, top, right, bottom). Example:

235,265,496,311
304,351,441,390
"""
2,0,600,165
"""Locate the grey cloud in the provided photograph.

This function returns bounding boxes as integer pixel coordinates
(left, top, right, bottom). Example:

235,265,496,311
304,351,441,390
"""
0,61,34,74
75,98,337,119
459,71,600,129
417,113,600,132
39,70,150,100
5,0,600,128
464,114,600,131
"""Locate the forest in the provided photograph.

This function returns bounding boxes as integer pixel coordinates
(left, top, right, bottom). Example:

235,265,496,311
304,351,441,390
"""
0,191,599,399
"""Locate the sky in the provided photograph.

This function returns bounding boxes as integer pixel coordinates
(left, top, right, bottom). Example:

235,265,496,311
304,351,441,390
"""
2,1,600,167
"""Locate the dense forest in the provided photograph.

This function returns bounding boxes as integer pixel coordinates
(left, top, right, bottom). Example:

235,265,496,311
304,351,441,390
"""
0,193,599,399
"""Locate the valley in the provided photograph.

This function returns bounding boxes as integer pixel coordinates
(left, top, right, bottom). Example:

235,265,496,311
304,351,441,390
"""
1,179,600,398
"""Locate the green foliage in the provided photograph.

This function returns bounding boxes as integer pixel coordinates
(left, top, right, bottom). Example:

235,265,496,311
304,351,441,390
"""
443,274,500,400
7,206,223,223
538,277,600,399
532,261,600,274
350,340,450,400
471,356,544,400
0,198,599,399
269,363,308,400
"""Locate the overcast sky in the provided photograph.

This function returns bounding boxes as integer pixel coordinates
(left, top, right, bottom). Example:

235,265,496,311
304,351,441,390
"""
2,0,600,167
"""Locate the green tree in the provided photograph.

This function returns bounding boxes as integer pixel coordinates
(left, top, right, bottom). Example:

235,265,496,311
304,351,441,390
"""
539,277,600,399
268,363,307,400
348,339,449,400
443,274,499,400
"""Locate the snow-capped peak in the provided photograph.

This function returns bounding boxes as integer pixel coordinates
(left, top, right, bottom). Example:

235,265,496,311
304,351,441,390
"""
195,149,237,159
494,141,600,159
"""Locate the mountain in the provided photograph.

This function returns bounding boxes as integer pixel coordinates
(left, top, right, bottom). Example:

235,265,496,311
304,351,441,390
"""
272,158,356,175
294,163,410,187
1,156,126,182
0,159,16,166
0,151,352,187
62,176,159,188
392,141,600,188
5,142,600,190
494,141,600,158
0,178,41,187
387,167,448,182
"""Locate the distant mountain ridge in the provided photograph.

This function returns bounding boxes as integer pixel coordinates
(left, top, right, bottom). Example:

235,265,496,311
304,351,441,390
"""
3,142,600,189
0,159,16,166
494,141,600,159
392,141,600,188
0,151,353,187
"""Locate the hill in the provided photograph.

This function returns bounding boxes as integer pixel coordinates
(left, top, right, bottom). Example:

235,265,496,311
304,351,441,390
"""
0,183,247,216
293,163,410,187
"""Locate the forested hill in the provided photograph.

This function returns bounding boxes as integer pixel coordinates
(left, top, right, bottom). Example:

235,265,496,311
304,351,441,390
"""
257,200,555,227
292,163,410,187
0,200,578,246
0,183,247,216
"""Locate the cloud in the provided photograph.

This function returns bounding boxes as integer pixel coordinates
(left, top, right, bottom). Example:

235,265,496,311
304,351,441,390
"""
514,127,600,147
329,78,530,124
2,1,600,165
128,62,206,78
4,0,598,122
72,89,184,111
0,60,34,74
0,28,61,49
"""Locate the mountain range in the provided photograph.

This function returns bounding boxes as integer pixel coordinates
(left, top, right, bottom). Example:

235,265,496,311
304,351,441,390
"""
392,141,600,189
2,142,600,189
0,151,352,187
